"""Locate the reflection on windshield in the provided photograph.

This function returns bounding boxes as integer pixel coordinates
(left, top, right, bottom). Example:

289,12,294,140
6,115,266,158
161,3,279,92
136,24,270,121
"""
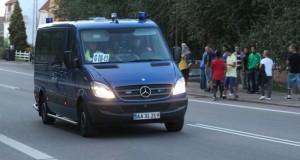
80,28,171,63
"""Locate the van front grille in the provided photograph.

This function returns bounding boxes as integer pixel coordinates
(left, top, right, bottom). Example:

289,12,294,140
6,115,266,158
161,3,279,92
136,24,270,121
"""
121,103,171,113
115,84,172,100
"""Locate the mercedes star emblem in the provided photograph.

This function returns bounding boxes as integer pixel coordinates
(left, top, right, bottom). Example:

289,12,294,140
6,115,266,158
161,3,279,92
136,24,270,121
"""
139,86,151,98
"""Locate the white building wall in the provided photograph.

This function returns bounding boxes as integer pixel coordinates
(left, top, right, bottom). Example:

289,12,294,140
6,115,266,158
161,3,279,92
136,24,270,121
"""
38,11,49,27
3,21,10,41
3,1,14,42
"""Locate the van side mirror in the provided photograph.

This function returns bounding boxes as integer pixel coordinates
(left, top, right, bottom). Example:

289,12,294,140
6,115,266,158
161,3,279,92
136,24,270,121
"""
173,46,181,63
63,51,77,68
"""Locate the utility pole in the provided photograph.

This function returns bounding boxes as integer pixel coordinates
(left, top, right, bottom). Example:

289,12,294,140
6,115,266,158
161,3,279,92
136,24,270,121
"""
32,0,36,46
31,0,38,46
175,1,178,46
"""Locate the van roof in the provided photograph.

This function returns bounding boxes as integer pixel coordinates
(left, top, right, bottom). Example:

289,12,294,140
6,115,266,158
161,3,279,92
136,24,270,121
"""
37,19,158,30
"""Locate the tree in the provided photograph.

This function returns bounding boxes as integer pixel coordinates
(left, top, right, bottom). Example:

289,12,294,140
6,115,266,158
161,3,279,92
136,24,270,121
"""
8,0,28,51
54,0,300,65
240,0,300,67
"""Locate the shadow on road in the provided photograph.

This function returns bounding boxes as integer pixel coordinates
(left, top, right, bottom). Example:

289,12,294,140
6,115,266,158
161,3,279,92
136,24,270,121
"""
43,120,182,139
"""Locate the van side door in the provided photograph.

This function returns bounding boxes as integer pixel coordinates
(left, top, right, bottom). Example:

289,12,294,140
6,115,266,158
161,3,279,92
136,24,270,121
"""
34,29,50,106
46,28,68,115
61,28,80,120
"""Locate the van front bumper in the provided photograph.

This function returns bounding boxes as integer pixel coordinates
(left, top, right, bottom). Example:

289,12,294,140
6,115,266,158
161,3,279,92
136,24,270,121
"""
86,97,188,126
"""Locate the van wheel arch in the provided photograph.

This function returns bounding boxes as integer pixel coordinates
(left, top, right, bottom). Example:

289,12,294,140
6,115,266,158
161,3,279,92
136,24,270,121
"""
77,97,97,137
38,91,44,116
76,97,84,118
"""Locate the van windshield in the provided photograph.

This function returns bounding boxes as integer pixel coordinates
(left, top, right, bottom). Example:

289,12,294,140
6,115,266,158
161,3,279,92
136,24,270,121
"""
80,28,171,63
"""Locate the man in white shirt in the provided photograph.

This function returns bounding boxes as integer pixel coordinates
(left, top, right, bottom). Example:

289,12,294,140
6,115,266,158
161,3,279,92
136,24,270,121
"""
259,50,274,100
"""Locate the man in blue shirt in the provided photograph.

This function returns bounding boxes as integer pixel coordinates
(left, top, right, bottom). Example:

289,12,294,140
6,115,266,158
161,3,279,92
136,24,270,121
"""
222,45,228,62
200,46,209,90
205,46,215,92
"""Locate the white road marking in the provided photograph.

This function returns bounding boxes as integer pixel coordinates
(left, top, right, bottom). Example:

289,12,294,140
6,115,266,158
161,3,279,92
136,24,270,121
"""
0,134,57,160
188,123,300,147
0,83,20,90
0,68,33,76
189,99,300,115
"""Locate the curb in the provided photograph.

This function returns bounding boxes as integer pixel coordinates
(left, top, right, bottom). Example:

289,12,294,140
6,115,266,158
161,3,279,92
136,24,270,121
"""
187,92,300,108
0,59,32,64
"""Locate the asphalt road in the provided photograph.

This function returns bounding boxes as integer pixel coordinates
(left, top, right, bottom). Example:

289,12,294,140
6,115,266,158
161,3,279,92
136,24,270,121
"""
0,61,300,160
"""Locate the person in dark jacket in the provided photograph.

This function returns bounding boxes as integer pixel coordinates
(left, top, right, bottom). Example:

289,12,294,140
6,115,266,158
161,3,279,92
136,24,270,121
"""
243,47,250,91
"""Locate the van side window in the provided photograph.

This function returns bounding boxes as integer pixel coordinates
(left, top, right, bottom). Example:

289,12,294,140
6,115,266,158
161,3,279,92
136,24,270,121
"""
35,31,50,62
50,30,66,66
67,30,78,62
35,29,66,65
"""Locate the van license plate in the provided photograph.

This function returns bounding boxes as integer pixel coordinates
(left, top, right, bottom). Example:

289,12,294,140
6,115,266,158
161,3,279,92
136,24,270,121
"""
133,112,160,120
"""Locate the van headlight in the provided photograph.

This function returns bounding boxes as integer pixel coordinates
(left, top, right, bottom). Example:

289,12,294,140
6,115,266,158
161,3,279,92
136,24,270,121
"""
91,81,115,99
173,77,186,95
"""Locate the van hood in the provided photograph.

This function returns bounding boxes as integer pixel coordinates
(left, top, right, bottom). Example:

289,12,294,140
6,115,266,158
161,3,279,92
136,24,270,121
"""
86,61,178,88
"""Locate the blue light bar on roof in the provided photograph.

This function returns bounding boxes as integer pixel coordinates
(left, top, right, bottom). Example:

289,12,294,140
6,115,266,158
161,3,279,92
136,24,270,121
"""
138,12,147,21
46,17,53,23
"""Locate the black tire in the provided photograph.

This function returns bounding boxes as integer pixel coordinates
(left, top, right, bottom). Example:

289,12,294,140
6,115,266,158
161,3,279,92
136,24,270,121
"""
165,118,184,132
40,96,55,124
78,103,97,137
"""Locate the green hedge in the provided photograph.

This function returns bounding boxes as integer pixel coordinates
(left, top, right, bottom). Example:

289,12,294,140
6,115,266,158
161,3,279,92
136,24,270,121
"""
0,47,7,59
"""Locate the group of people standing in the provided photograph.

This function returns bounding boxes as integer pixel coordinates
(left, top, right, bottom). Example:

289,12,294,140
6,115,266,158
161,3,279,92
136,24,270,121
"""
200,44,275,101
176,43,300,101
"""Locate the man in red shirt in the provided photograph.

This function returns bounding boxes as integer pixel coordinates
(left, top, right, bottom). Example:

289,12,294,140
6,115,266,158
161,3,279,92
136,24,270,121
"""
211,51,226,100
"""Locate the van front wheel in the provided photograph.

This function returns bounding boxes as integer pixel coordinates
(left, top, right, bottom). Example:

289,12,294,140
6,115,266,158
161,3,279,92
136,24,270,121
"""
40,97,55,124
164,118,184,132
78,103,97,137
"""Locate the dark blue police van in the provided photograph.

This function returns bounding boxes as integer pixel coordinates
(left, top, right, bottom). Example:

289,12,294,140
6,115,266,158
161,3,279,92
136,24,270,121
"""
33,13,188,137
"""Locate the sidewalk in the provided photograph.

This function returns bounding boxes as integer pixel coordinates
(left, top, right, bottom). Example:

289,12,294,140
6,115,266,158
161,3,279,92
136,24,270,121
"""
187,82,300,108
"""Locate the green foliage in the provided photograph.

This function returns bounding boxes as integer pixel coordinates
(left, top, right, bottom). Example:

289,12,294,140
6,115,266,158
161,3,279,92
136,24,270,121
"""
8,1,29,51
0,47,6,59
0,38,9,59
54,0,300,64
25,47,32,53
0,36,4,47
241,0,300,67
